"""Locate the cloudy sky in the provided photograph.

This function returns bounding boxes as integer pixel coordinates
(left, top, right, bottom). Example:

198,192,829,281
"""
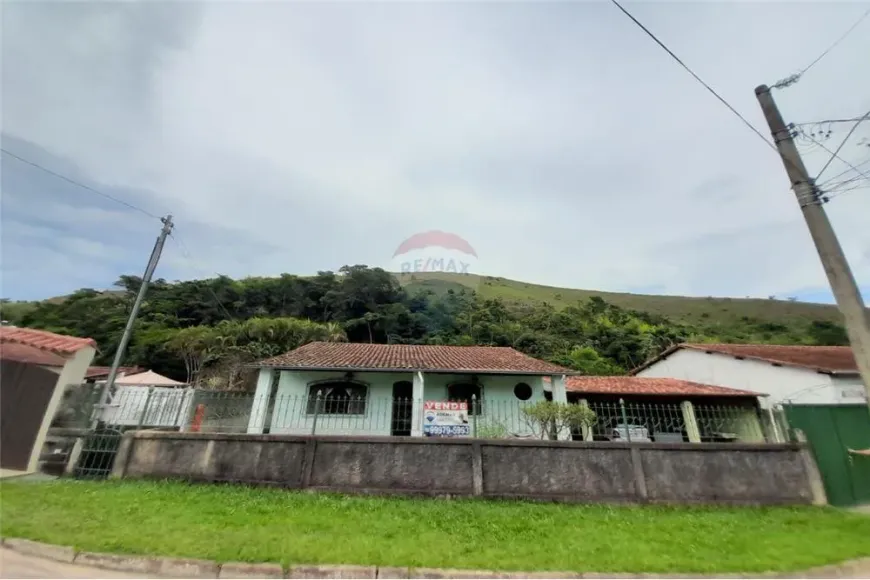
2,1,869,303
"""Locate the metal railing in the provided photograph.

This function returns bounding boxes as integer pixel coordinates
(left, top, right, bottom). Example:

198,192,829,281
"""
51,388,781,443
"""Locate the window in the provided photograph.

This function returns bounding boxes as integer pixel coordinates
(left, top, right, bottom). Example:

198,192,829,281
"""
447,383,482,415
307,382,367,415
513,382,532,401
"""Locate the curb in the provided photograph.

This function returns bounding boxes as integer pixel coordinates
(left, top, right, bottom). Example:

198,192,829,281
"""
2,538,869,579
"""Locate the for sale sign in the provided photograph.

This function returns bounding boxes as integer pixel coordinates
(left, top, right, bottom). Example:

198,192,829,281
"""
423,401,470,437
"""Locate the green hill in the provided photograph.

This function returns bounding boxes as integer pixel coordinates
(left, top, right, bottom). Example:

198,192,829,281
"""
2,268,853,382
400,272,845,327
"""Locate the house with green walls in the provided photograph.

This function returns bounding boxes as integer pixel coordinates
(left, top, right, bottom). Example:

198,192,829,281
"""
245,342,769,442
246,342,578,438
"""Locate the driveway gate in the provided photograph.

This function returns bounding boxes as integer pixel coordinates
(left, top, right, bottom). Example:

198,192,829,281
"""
784,404,870,507
73,427,124,479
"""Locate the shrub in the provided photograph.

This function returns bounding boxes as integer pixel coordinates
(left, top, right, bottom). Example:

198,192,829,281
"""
521,401,597,440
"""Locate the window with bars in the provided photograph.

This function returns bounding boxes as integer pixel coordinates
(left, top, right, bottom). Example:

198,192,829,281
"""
306,382,367,415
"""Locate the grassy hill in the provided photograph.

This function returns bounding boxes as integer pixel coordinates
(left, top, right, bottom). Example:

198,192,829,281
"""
3,272,847,332
400,272,845,328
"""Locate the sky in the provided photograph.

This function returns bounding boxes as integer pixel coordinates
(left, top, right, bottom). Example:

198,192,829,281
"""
1,1,869,303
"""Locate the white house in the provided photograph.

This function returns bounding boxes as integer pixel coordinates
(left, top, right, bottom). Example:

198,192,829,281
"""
632,343,866,407
246,342,576,438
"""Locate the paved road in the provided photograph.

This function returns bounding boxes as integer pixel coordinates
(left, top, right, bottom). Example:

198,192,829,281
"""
0,549,159,579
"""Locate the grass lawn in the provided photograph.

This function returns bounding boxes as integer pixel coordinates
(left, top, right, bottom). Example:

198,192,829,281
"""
2,480,869,574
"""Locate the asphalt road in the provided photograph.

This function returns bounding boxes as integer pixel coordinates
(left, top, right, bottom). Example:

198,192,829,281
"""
0,549,159,579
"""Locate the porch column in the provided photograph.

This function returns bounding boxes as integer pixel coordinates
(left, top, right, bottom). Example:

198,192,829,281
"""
411,371,425,437
551,375,571,440
247,369,275,434
551,375,568,404
681,400,701,443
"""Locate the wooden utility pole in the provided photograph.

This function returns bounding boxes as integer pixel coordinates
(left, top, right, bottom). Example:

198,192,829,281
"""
755,85,870,406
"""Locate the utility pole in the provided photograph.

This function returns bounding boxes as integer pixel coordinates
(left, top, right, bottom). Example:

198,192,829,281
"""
92,215,174,426
755,85,870,407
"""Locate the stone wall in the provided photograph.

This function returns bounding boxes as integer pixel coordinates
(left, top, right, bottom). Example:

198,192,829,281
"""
112,431,826,505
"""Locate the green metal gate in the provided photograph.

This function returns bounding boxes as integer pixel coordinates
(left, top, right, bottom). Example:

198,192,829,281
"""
784,404,870,507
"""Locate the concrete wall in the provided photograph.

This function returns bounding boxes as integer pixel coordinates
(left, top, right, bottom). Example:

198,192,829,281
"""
113,431,823,505
636,348,840,407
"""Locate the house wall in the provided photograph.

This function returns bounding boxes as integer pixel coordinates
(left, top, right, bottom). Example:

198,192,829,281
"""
114,430,825,506
262,370,551,437
636,349,840,407
270,371,408,436
831,375,869,405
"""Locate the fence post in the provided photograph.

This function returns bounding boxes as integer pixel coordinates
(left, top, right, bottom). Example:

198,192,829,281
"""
311,392,322,435
619,398,631,443
681,401,701,443
768,407,783,443
172,388,190,429
137,387,155,430
471,394,478,438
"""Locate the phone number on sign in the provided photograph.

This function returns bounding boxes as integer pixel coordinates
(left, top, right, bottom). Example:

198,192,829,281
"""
424,425,470,436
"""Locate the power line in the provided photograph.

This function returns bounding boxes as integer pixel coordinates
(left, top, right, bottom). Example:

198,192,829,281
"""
772,6,870,89
608,0,777,153
826,183,869,202
168,231,236,322
791,114,870,128
0,148,162,220
818,156,870,187
796,7,870,75
802,129,870,186
815,111,870,180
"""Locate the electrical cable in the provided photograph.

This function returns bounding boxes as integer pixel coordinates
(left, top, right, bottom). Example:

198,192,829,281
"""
796,6,870,78
815,111,870,180
608,0,778,153
818,157,870,187
790,114,870,128
168,231,237,322
803,133,870,186
0,148,162,220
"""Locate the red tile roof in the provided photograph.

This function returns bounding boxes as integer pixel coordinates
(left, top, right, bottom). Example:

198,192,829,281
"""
631,343,857,375
0,326,96,355
85,366,144,379
0,342,68,366
258,342,574,375
567,376,763,397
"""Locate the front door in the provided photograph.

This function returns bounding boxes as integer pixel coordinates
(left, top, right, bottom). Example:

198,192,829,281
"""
391,381,413,436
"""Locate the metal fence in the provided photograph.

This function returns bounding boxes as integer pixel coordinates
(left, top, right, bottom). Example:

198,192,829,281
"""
62,388,782,442
48,386,787,479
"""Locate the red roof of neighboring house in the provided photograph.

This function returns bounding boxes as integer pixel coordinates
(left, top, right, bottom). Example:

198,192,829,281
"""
0,342,68,366
566,376,763,397
258,342,574,375
85,366,144,379
0,326,96,354
631,343,857,375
